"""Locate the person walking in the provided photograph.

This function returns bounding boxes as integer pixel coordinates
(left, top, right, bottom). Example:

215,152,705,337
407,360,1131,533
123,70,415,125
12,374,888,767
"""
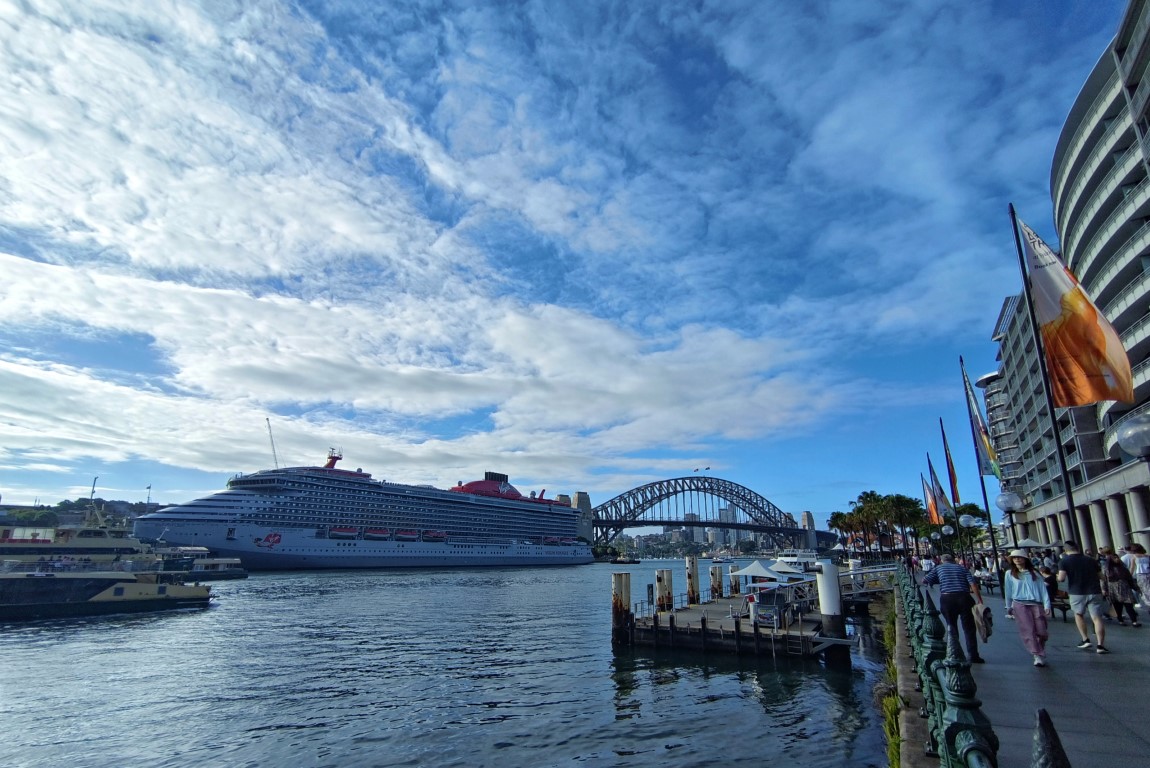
1004,550,1052,666
922,553,985,663
1057,540,1110,654
1129,543,1150,603
1100,546,1140,627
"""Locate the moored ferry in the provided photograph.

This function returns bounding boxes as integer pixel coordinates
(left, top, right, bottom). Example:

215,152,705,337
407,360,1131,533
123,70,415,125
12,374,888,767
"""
133,450,595,570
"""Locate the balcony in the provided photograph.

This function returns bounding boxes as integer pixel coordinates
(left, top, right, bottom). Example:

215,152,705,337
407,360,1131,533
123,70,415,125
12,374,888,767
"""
1054,71,1122,211
1059,127,1136,255
1065,174,1150,268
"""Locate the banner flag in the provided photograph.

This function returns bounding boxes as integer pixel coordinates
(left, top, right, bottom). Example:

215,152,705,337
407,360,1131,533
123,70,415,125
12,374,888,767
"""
961,360,1002,480
922,473,943,525
940,418,961,506
928,454,954,521
1019,218,1133,406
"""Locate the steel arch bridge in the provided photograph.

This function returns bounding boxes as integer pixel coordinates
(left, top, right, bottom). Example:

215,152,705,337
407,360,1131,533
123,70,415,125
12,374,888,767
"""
592,476,837,549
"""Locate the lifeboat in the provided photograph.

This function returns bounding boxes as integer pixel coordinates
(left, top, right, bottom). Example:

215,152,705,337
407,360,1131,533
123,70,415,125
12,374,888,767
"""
543,536,561,545
329,527,359,539
363,528,391,540
394,530,420,542
422,530,447,542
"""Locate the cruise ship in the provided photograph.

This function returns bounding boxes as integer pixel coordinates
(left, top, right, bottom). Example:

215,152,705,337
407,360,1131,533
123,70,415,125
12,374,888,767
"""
132,451,595,570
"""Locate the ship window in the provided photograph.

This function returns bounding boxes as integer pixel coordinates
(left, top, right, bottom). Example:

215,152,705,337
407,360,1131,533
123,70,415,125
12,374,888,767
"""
114,587,124,596
158,586,167,594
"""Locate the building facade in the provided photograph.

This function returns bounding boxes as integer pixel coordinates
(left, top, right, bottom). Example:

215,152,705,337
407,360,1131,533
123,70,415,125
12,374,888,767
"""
981,0,1150,552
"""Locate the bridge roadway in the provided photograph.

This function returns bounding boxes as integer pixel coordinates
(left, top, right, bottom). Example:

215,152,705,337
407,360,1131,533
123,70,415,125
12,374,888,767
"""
900,581,1150,767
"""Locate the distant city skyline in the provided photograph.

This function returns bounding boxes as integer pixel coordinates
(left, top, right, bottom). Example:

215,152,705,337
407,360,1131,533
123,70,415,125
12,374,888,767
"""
0,1,1128,529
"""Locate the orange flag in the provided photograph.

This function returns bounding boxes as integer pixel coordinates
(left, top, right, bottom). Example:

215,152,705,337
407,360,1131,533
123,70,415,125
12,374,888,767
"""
1019,218,1133,406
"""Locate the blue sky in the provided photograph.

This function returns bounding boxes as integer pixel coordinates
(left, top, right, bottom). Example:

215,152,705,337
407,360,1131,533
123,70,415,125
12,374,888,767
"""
0,0,1128,528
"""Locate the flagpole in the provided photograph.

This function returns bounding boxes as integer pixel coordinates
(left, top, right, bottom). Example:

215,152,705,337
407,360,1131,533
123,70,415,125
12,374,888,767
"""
1008,203,1083,547
940,418,974,565
960,356,1003,584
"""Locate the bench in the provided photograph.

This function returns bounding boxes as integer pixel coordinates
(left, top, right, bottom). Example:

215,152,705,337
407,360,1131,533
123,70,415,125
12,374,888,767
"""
978,577,1000,596
1052,591,1071,622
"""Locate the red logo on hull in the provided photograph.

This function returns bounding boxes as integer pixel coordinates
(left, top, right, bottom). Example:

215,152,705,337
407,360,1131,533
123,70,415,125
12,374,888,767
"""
255,532,282,549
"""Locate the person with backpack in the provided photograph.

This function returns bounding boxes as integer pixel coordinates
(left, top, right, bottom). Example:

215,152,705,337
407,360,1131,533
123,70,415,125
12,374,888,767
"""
1004,550,1052,666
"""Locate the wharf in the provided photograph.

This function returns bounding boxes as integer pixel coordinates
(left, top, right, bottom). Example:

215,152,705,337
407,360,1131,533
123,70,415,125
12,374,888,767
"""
625,593,855,658
900,585,1150,767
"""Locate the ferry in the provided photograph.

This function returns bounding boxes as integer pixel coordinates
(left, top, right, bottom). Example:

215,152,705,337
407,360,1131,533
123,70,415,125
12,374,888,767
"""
0,562,213,621
132,450,595,570
1,509,153,565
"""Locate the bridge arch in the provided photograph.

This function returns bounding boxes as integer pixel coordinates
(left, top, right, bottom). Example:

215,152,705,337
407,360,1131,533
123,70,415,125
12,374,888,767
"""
592,476,833,549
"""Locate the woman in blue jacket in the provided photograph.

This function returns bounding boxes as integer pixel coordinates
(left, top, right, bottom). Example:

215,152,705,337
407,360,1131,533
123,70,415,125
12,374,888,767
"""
1004,549,1053,667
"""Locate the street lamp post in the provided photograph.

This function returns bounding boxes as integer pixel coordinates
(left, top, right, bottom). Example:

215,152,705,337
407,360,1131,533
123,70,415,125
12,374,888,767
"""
958,514,979,566
930,531,941,557
941,525,955,556
996,492,1022,546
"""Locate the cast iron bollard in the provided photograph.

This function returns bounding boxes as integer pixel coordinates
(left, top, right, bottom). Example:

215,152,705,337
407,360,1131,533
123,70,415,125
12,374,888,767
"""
1031,709,1072,768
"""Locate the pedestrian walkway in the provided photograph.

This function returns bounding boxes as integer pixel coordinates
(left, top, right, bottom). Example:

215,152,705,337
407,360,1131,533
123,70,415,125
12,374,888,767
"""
924,584,1150,767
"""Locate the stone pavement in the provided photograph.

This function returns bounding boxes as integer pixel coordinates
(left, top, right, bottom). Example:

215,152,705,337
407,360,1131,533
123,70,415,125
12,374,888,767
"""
926,585,1150,767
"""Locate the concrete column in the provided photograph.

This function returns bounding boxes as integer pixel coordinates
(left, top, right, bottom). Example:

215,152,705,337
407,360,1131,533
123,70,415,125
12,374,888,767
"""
1075,506,1093,551
1058,509,1073,544
1106,496,1130,551
816,560,849,667
1127,487,1150,550
1089,502,1110,552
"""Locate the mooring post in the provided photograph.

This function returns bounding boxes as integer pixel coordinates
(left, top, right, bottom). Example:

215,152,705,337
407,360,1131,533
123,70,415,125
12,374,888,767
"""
685,555,700,605
709,564,724,600
734,617,742,655
611,572,633,646
700,615,708,652
655,569,674,612
815,559,850,667
668,613,676,648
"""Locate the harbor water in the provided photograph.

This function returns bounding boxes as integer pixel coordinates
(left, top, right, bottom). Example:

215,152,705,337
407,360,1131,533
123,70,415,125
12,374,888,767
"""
0,561,887,767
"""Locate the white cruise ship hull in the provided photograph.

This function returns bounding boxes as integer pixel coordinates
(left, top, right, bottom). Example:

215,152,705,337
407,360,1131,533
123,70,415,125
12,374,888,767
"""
142,522,593,570
133,459,595,571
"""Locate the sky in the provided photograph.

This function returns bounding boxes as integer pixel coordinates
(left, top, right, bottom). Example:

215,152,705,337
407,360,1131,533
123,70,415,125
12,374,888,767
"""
0,0,1130,529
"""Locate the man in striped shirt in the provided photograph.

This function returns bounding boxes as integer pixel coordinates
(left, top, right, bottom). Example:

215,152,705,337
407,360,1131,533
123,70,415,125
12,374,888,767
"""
922,553,985,663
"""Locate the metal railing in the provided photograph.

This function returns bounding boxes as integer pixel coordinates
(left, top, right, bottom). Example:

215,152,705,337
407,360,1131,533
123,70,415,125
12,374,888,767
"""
897,566,1074,767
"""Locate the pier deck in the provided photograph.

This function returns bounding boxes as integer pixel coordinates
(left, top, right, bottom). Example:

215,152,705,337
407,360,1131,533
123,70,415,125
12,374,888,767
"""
626,594,855,658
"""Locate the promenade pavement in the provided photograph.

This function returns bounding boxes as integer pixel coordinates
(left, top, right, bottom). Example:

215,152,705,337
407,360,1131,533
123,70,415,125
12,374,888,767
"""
921,583,1150,767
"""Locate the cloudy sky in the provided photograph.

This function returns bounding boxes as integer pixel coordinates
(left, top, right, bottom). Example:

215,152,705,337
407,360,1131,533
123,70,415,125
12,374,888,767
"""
0,0,1127,526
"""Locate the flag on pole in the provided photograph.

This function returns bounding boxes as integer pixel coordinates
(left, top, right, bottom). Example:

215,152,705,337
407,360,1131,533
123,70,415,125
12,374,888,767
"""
922,473,943,525
940,418,961,506
1018,218,1133,407
961,359,1002,480
928,454,954,521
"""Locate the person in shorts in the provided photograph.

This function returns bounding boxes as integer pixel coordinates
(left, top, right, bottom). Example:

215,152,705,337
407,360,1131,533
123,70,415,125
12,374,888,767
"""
1057,540,1110,654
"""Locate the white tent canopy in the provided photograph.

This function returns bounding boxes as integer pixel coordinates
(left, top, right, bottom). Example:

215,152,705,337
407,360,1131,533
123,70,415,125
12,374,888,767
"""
729,560,780,579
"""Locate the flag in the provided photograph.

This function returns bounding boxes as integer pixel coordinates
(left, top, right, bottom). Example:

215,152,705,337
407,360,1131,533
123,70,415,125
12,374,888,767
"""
961,359,1002,480
146,485,151,490
928,454,954,521
1018,217,1133,406
940,418,960,506
922,473,943,525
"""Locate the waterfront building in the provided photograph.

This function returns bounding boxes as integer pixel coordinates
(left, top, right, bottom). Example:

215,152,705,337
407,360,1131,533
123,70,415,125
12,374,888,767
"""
981,0,1150,552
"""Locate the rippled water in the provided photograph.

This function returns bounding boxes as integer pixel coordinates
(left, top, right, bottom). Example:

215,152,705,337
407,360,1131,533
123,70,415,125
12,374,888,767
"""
0,562,887,767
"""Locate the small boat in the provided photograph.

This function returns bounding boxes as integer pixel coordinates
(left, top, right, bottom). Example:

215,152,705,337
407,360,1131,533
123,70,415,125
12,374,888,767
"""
0,562,213,621
711,556,731,564
153,546,249,580
394,530,420,542
610,556,640,565
543,536,561,545
328,527,360,539
422,530,447,542
363,528,391,541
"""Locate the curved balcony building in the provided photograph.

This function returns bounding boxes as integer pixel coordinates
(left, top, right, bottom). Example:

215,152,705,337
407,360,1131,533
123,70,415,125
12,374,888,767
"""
986,0,1150,552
